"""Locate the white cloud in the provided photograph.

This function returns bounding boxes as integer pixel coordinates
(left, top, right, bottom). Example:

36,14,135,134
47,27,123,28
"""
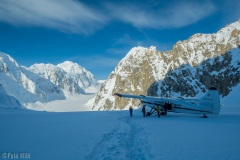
114,34,143,46
0,0,218,34
105,1,217,29
0,0,107,34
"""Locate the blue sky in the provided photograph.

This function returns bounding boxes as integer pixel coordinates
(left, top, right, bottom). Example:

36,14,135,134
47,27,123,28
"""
0,0,239,79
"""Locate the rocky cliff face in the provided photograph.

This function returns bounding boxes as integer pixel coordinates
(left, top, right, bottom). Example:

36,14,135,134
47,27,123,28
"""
149,47,240,98
93,20,240,110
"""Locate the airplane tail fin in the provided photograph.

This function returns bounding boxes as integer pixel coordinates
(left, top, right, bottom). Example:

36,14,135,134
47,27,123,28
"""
201,87,220,115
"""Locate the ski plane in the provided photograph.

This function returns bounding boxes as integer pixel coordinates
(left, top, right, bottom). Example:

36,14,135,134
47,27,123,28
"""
114,87,220,118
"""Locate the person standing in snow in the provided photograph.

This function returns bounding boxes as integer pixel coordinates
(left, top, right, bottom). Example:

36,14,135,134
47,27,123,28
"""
156,106,161,117
142,105,146,117
129,106,133,117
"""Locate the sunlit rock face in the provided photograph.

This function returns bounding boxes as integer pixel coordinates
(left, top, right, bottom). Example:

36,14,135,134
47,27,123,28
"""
94,20,240,110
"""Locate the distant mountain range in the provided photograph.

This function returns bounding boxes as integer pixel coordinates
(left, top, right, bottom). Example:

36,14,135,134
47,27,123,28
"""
0,52,98,107
1,20,240,111
93,20,240,110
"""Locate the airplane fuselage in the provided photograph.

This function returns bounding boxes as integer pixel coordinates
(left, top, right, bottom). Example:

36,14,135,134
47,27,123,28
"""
114,87,220,116
141,97,214,115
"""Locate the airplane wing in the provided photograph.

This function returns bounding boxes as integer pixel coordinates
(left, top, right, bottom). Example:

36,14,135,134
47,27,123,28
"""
114,93,146,100
114,92,164,117
114,88,220,117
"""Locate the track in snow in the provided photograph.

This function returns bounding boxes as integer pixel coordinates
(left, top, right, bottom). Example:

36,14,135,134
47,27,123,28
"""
86,117,153,160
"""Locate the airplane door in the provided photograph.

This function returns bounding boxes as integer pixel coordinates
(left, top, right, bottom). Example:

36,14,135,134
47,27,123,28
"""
165,102,173,111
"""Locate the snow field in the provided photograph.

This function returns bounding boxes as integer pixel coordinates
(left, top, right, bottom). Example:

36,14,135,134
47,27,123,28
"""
25,93,96,112
0,111,116,160
1,106,240,160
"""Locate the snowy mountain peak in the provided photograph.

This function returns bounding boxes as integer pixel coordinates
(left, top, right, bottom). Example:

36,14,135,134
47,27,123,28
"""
120,46,156,65
0,52,19,68
0,50,101,110
58,61,87,75
0,52,65,104
217,20,240,34
0,52,21,76
94,19,240,110
58,61,98,90
30,63,63,79
149,46,157,51
29,63,85,96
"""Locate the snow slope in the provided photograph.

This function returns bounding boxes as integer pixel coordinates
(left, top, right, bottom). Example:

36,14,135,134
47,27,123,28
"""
29,63,85,96
57,61,98,91
29,61,99,96
0,84,22,109
25,93,96,112
1,106,240,160
0,52,65,103
0,52,99,110
25,81,103,112
222,83,240,108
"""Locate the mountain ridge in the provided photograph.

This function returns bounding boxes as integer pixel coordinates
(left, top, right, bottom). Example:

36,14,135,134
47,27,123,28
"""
0,52,65,103
57,61,98,90
0,52,98,108
93,20,240,110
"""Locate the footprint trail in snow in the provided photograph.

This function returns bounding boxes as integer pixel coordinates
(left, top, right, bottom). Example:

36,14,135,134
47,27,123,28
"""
86,117,153,160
